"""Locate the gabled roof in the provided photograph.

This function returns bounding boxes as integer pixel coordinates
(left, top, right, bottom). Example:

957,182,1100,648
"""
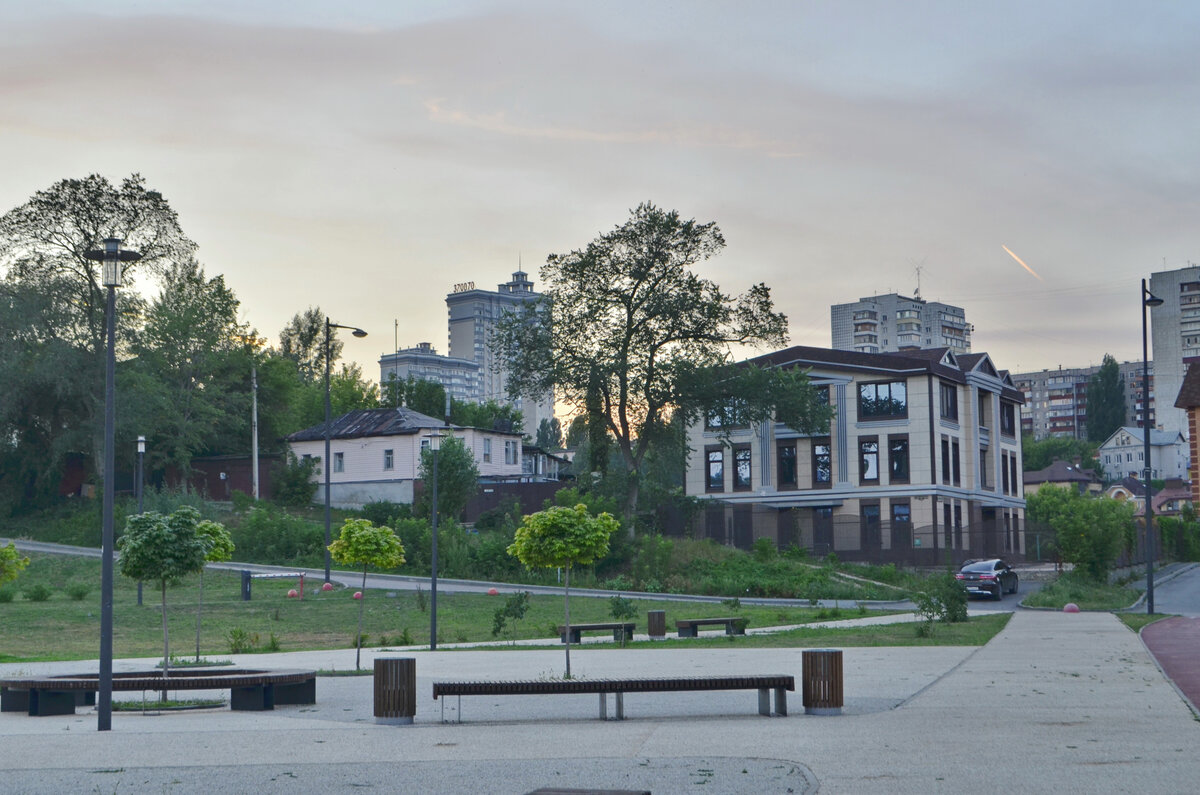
286,407,474,442
1175,363,1200,409
1099,426,1185,448
1022,459,1100,486
749,345,1024,402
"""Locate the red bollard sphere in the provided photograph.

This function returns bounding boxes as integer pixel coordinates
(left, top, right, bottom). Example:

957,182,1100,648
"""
322,582,334,591
353,591,363,600
1063,602,1081,613
287,589,298,598
487,588,499,596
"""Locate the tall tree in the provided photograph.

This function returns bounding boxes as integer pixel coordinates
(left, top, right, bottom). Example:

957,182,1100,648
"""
493,202,829,529
1086,354,1125,443
536,417,563,450
418,435,481,522
279,307,341,383
126,261,254,484
0,174,195,483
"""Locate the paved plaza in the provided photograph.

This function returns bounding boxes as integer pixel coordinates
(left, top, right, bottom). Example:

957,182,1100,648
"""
1,609,1198,793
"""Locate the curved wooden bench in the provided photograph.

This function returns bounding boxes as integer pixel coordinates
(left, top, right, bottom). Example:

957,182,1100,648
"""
433,674,793,722
0,668,316,716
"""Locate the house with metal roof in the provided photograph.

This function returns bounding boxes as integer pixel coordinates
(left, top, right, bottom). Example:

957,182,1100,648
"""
684,345,1026,565
285,407,524,508
1096,426,1187,483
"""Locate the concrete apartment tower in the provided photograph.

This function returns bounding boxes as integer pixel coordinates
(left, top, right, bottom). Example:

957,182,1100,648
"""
1012,360,1154,440
831,293,971,354
445,270,554,436
1148,265,1200,438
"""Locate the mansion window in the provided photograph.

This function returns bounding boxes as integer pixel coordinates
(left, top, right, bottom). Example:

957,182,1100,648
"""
733,446,752,490
858,381,907,419
777,443,797,489
706,447,724,492
939,381,959,421
812,437,832,487
860,438,879,483
1000,401,1016,437
888,435,910,483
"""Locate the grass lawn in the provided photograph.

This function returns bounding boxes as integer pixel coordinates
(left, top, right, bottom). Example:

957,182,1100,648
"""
1022,574,1142,611
0,553,926,663
1117,612,1175,633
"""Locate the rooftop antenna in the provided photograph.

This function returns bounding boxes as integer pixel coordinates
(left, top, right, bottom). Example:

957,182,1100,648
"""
913,263,924,300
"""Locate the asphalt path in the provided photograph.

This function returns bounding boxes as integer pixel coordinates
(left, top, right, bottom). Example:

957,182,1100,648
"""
1144,562,1200,616
6,537,1035,616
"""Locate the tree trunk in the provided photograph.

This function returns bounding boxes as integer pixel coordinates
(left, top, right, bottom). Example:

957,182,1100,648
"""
161,579,170,700
622,476,640,538
195,569,204,662
355,566,366,670
563,566,571,679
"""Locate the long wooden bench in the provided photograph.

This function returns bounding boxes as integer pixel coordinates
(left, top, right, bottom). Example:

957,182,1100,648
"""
676,617,748,638
557,622,636,644
0,668,316,716
432,674,793,722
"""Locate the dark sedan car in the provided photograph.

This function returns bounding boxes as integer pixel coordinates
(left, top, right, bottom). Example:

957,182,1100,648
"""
956,559,1019,600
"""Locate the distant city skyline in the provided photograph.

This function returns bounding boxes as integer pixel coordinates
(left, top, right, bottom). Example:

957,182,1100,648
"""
2,1,1197,380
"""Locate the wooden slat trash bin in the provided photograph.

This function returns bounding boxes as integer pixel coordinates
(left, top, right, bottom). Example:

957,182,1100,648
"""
647,610,666,638
802,649,843,715
375,658,417,725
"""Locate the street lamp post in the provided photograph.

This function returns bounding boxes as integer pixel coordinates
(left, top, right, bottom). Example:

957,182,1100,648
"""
1142,278,1163,614
426,431,445,650
323,318,367,584
136,435,145,607
83,238,141,732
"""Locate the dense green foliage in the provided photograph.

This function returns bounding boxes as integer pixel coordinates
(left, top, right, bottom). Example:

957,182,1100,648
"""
271,453,319,507
1026,484,1134,581
1158,504,1200,561
416,435,480,522
1086,354,1125,443
328,518,406,668
1023,573,1141,610
493,202,830,529
0,542,30,586
912,569,969,630
1021,435,1101,475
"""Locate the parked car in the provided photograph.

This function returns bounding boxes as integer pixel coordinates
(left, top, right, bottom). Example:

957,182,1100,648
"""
956,559,1018,600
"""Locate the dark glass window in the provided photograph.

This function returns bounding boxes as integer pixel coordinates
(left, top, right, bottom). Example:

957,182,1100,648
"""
940,381,959,421
777,444,797,489
860,438,879,482
1000,402,1016,436
858,381,907,419
941,438,951,483
812,438,832,486
951,439,961,486
1001,452,1010,493
706,448,723,491
733,446,751,490
889,436,910,483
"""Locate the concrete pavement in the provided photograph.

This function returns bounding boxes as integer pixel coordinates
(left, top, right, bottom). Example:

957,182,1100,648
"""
1,610,1198,793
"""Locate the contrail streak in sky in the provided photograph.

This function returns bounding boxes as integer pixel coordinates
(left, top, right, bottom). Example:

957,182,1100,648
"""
1001,244,1043,281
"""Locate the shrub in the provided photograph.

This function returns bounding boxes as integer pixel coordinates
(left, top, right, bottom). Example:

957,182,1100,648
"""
66,582,90,601
23,583,52,602
358,500,411,527
230,490,255,514
492,590,532,639
912,569,968,630
0,588,14,603
271,453,319,507
232,504,324,566
226,628,259,653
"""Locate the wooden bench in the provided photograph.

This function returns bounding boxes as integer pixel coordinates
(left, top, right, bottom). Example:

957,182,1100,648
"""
557,622,636,644
432,674,793,722
675,617,748,638
0,668,316,716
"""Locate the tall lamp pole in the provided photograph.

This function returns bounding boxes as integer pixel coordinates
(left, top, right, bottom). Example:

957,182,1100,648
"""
1142,279,1163,614
427,431,444,650
136,435,145,607
84,238,141,732
323,318,367,583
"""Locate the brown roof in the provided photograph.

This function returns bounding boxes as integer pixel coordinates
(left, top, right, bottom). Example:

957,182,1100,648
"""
1175,363,1200,409
1022,459,1100,486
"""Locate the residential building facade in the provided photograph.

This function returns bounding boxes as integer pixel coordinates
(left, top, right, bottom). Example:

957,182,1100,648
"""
684,346,1025,564
285,407,523,508
1012,360,1155,440
378,342,481,405
1149,264,1200,438
446,270,554,435
1096,426,1188,482
831,294,971,355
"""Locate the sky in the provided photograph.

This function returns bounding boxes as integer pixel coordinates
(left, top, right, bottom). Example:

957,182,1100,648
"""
2,0,1198,380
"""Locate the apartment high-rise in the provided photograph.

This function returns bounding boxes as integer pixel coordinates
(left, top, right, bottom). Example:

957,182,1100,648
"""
378,342,481,406
831,294,971,355
445,270,554,435
1012,361,1154,440
1149,265,1200,437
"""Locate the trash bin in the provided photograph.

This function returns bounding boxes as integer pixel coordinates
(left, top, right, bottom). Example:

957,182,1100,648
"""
647,610,666,638
374,657,417,725
802,648,843,715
